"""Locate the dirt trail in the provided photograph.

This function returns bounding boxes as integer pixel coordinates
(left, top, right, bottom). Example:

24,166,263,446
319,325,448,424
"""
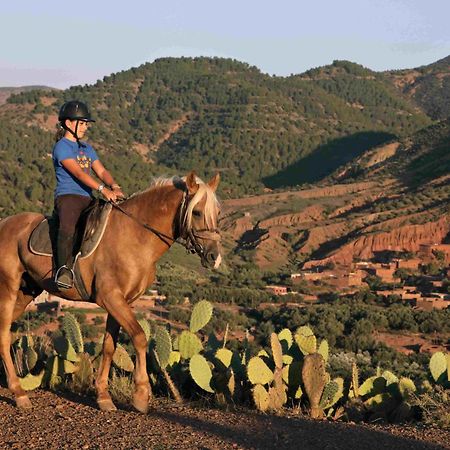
0,388,448,449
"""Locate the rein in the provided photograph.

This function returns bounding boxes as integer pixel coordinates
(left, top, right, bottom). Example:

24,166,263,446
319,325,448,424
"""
109,190,220,257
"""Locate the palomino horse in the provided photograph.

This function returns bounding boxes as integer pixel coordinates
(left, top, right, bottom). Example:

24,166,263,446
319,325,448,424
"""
0,172,221,412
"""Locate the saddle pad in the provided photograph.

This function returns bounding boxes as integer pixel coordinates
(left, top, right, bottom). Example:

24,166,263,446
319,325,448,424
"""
29,203,112,259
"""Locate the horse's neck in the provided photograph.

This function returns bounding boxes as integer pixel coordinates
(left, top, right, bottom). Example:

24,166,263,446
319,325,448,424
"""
122,186,182,235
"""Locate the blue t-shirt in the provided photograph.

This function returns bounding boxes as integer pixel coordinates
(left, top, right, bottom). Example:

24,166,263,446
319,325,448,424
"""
52,138,99,198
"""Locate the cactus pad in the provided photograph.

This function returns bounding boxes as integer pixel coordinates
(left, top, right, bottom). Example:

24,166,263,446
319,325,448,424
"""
53,336,79,362
278,328,293,351
155,326,172,368
19,370,45,391
62,312,84,353
317,340,329,364
138,318,152,342
179,330,203,359
252,384,270,412
247,356,274,385
429,351,447,382
215,348,233,368
270,333,283,370
190,300,213,333
302,353,326,419
113,344,134,372
189,354,214,393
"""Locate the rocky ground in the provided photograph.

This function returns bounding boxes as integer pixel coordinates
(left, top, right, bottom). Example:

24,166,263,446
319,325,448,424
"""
0,387,448,449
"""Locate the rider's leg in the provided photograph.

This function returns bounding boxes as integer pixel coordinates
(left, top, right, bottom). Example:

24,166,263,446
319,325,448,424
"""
54,194,91,288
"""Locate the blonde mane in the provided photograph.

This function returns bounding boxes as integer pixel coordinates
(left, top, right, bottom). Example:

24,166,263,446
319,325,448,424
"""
135,176,219,230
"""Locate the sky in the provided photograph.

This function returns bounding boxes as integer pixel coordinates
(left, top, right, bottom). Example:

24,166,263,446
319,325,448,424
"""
1,0,449,89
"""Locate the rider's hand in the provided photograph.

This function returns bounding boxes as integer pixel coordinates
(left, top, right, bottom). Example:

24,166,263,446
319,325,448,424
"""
101,188,118,203
112,185,125,199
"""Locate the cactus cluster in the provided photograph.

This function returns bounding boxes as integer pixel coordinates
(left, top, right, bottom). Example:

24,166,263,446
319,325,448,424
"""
12,302,450,427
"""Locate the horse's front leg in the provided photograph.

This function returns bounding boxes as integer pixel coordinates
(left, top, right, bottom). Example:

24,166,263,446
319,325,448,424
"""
95,313,120,411
98,290,150,413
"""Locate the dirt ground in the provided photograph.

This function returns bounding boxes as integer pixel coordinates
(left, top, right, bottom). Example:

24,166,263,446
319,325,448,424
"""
0,387,448,450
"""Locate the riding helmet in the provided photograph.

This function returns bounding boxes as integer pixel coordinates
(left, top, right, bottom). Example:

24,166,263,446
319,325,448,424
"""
58,100,95,122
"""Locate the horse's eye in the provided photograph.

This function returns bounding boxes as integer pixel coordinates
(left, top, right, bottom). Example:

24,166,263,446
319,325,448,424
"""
193,211,201,217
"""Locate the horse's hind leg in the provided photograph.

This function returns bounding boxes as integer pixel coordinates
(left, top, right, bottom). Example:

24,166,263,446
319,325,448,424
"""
95,314,120,411
0,287,32,409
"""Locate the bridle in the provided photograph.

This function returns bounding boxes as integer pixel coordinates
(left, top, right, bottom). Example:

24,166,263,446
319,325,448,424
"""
111,190,220,259
177,191,221,257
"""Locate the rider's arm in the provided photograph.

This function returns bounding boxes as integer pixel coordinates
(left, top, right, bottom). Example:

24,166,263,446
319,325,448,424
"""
92,160,125,197
61,159,103,191
92,160,118,188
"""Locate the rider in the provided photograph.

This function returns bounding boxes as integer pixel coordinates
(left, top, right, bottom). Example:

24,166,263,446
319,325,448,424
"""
53,100,125,289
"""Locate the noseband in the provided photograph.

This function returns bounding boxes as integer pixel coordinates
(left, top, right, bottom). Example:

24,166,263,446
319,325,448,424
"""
111,190,220,259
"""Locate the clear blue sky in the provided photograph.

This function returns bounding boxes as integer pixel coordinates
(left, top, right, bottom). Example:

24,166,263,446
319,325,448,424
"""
1,0,449,88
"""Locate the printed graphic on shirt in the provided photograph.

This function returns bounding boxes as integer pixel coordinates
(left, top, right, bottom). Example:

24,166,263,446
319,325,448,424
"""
77,151,92,172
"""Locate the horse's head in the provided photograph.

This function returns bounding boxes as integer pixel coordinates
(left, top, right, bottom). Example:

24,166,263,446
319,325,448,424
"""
182,172,222,269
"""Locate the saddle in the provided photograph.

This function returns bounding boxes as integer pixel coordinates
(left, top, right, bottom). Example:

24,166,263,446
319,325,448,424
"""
28,199,113,299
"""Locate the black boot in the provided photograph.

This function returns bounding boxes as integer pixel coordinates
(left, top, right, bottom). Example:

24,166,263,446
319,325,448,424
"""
55,232,74,289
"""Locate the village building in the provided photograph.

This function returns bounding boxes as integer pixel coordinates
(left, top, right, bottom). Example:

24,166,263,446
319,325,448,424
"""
265,285,288,295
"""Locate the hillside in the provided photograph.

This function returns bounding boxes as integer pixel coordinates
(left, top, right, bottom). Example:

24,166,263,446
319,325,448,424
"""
221,118,450,270
0,56,435,216
385,55,450,120
0,85,57,105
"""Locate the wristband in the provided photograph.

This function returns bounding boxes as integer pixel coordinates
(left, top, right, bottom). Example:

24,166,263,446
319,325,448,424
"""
97,183,105,193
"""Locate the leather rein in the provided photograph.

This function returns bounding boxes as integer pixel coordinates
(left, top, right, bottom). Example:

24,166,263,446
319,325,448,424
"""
110,191,220,258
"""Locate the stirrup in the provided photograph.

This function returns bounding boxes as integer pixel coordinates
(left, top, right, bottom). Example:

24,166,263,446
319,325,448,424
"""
55,265,74,289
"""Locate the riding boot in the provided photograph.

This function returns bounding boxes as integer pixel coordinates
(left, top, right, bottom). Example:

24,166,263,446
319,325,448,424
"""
55,232,74,289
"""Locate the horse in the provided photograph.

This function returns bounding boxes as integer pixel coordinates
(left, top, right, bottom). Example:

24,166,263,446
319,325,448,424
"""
0,172,221,413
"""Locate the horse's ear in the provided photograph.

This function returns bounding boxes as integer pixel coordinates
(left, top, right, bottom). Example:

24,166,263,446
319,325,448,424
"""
185,171,199,194
207,173,220,192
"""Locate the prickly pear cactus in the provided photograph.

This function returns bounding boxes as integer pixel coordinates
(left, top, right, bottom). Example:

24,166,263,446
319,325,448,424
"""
317,340,329,364
53,335,79,362
19,370,45,391
278,328,293,353
24,346,38,372
247,356,274,385
270,333,283,370
429,352,447,383
112,344,134,372
350,362,359,398
62,312,84,353
302,353,326,419
179,330,203,359
154,326,172,367
190,300,213,333
320,377,344,409
252,384,270,412
215,348,233,368
359,376,387,398
138,318,152,342
189,354,214,393
294,325,317,355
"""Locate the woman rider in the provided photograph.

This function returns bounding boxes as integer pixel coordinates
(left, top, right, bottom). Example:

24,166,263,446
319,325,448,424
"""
53,100,125,289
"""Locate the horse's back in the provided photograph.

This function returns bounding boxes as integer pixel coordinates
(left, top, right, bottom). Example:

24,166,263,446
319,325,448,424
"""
0,212,45,253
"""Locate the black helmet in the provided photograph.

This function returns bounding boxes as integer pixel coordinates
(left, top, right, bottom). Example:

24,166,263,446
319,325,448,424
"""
58,100,95,122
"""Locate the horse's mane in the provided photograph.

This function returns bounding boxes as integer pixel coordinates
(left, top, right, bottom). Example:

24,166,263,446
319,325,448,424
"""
128,176,219,230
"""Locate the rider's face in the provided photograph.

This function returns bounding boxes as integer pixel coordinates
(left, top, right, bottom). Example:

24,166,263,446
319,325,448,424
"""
65,119,89,138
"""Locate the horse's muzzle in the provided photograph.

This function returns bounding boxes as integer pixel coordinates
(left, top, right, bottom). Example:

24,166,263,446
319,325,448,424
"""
202,251,222,269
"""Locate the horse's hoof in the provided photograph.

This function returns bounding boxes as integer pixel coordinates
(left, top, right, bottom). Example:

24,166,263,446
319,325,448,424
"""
16,395,32,409
132,396,149,414
97,398,117,411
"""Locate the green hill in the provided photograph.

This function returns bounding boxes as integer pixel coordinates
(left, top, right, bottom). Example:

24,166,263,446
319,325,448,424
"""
385,55,450,120
0,57,436,216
